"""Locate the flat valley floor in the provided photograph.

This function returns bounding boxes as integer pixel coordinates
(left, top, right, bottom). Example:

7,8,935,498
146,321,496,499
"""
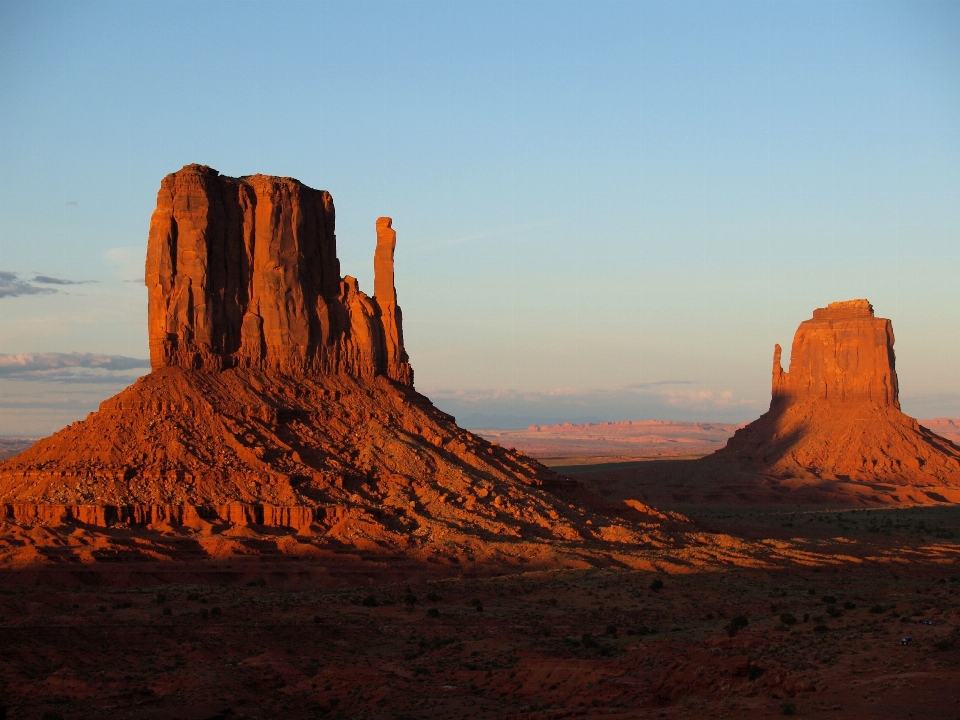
2,504,959,720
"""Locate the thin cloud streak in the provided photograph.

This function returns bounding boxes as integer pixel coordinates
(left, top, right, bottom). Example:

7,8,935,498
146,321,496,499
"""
0,352,150,380
0,271,57,299
32,275,96,286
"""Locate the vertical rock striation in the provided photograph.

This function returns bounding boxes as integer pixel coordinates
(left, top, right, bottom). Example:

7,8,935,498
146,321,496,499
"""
146,164,411,383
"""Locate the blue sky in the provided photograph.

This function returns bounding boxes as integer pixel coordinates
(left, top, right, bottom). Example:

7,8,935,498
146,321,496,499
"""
1,0,958,433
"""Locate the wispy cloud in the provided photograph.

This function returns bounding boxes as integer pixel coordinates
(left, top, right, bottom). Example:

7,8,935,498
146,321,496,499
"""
0,352,150,382
0,271,57,299
32,274,96,286
0,271,98,297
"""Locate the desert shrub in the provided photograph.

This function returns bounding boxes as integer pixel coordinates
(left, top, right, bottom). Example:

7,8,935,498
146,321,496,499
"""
426,608,440,618
162,607,172,616
813,624,829,633
187,593,199,601
426,592,441,602
869,604,885,614
781,701,797,715
780,613,797,626
843,601,856,610
112,601,132,610
747,665,765,681
605,624,617,637
770,603,779,613
803,613,809,622
581,633,598,648
627,625,651,636
42,712,64,720
312,615,321,623
821,595,837,604
471,599,483,612
726,616,749,637
649,579,664,591
404,593,417,606
199,608,209,619
154,593,166,604
210,607,221,617
361,595,378,608
826,605,843,618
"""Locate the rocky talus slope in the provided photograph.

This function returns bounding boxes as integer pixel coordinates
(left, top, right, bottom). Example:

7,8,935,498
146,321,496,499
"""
713,300,960,486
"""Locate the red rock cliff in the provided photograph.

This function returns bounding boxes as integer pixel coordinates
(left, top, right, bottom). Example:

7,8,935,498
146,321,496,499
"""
771,299,898,407
146,164,411,384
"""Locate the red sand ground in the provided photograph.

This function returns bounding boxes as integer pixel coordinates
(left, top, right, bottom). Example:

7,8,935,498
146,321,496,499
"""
1,507,959,719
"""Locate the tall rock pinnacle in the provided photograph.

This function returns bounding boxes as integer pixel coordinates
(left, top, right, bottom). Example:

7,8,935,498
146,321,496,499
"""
145,164,411,383
374,217,413,385
714,299,960,486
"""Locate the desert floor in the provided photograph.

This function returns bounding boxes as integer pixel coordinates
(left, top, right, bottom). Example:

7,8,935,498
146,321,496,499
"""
2,502,959,720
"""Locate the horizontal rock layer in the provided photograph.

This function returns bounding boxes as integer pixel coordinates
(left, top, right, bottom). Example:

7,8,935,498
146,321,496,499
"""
0,502,349,531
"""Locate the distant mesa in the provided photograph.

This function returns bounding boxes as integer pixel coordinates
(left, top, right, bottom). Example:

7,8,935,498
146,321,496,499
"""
715,300,960,486
0,165,666,559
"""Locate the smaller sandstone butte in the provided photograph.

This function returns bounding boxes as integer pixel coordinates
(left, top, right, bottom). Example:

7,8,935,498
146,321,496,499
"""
715,300,960,487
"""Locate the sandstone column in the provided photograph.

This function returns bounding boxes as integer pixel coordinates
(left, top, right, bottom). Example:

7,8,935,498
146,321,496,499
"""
373,217,413,385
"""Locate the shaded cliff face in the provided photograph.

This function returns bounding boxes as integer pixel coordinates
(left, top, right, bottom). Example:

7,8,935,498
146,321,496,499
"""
771,300,898,408
715,300,960,487
146,164,411,383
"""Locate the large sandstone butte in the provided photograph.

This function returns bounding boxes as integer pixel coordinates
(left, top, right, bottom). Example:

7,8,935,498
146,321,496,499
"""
146,166,412,384
0,165,671,562
715,300,960,487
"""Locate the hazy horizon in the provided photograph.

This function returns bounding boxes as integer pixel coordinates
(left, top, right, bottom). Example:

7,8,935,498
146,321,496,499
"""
2,1,958,435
